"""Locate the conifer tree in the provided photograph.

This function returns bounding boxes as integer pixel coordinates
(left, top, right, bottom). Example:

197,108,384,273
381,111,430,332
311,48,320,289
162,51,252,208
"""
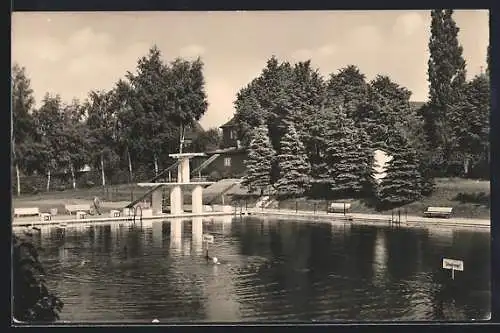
323,106,370,198
377,136,423,208
242,126,276,195
423,9,467,169
275,122,311,198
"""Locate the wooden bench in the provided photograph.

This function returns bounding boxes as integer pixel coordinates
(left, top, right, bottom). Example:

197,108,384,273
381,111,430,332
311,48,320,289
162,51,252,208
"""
65,204,92,215
14,207,40,217
424,206,453,218
328,202,351,213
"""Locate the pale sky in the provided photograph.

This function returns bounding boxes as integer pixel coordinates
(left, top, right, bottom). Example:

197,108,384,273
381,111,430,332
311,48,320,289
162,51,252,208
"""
11,10,489,129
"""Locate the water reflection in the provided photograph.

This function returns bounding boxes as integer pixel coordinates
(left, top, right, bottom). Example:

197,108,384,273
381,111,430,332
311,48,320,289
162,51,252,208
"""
192,217,203,255
33,217,490,322
170,219,183,254
372,229,388,288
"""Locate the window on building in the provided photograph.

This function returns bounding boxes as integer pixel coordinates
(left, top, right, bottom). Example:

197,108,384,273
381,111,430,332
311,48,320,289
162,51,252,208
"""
224,157,231,167
230,130,236,139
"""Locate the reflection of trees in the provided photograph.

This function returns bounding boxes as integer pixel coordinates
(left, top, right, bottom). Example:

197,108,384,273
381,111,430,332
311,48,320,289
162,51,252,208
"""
385,227,420,280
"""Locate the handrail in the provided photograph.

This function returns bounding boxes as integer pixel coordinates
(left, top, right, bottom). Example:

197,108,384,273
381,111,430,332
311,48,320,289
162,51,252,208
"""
133,205,143,224
149,160,180,183
207,179,242,205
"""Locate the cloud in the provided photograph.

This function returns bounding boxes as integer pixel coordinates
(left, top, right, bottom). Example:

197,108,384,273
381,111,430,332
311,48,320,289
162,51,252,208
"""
290,44,337,61
179,44,206,59
347,25,383,51
317,44,336,57
291,48,314,61
393,12,425,37
67,27,112,53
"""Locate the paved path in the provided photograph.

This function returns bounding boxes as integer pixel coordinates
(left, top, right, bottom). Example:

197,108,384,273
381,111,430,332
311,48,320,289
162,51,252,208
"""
245,208,490,228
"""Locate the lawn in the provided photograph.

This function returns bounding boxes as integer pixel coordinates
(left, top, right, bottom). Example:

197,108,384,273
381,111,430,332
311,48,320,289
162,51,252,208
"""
12,177,490,219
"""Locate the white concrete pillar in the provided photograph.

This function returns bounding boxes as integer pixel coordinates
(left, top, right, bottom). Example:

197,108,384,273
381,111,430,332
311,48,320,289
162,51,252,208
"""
178,157,190,183
192,185,203,214
170,185,184,215
151,188,163,216
191,217,203,255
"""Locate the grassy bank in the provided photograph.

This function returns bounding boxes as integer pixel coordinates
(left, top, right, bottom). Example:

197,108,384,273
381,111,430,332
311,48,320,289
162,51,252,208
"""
12,178,490,219
232,178,491,219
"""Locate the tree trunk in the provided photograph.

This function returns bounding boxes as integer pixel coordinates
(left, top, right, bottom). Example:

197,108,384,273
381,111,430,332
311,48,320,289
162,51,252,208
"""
179,125,185,154
127,148,133,182
15,163,21,197
70,161,76,189
46,169,51,192
154,154,159,178
463,155,470,177
100,153,106,187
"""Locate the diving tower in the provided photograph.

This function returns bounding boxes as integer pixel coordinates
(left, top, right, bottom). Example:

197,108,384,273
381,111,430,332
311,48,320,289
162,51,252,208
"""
137,153,214,216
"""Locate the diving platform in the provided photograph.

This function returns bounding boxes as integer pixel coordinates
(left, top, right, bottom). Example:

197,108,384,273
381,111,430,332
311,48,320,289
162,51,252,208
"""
136,152,214,216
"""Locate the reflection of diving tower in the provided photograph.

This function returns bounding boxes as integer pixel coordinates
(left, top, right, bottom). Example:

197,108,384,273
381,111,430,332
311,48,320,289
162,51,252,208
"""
137,153,213,216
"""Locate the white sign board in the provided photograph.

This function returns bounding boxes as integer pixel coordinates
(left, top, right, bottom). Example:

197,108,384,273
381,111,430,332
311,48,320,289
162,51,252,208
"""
202,234,214,244
442,258,464,271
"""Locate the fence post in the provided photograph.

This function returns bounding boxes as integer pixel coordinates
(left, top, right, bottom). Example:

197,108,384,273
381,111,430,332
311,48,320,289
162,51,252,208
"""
391,210,394,224
295,201,298,213
343,202,346,216
326,201,329,214
314,203,317,215
398,209,401,224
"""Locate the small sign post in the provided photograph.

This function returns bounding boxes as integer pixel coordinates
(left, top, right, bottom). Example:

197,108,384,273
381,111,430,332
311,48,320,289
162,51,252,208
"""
442,258,464,280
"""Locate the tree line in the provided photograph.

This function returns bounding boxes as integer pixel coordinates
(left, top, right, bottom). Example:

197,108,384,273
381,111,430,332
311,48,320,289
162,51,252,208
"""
12,46,222,196
237,10,490,208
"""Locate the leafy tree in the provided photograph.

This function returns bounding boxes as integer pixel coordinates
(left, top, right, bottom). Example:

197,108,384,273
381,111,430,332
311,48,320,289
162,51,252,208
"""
355,75,412,151
32,94,64,191
84,90,119,186
449,73,490,177
191,127,221,152
165,57,209,154
113,79,137,182
242,126,276,195
125,46,175,176
422,9,467,169
377,136,423,208
59,99,87,189
233,91,266,146
11,63,36,196
275,122,311,198
13,233,63,322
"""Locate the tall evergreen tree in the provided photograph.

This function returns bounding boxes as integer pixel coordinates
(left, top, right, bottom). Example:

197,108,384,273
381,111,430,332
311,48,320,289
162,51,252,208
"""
242,126,276,195
325,65,369,118
323,106,371,198
423,9,467,169
275,122,311,198
377,136,423,208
